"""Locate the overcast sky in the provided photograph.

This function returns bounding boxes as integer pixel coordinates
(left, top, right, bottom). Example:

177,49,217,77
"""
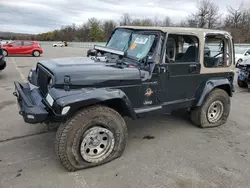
0,0,248,34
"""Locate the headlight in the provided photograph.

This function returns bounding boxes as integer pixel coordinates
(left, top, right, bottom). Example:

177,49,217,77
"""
46,93,54,106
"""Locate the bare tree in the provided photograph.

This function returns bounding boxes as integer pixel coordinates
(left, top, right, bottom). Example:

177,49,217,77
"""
226,3,243,28
120,13,132,26
222,1,248,42
153,16,161,26
161,16,172,26
178,20,188,27
189,0,221,28
196,0,210,28
140,19,154,26
206,1,222,28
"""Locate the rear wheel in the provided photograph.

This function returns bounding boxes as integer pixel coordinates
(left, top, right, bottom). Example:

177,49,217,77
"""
32,50,40,57
55,105,128,171
2,50,8,57
237,79,247,88
190,89,230,128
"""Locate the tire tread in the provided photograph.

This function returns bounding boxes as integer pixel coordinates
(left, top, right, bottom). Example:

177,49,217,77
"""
55,105,127,171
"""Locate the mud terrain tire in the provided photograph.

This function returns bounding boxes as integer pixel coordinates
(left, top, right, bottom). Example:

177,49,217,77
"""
190,89,230,128
55,105,128,171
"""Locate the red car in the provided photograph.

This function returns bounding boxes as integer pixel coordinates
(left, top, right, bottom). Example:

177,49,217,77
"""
2,40,43,57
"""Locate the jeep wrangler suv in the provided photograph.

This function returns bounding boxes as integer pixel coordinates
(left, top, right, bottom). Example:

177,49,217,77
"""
13,26,235,171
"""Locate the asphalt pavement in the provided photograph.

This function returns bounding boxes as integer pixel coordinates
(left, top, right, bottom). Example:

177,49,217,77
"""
0,45,250,188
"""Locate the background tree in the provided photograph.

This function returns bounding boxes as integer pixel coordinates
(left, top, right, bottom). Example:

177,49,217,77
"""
187,0,221,28
88,18,104,42
2,1,250,43
120,13,132,26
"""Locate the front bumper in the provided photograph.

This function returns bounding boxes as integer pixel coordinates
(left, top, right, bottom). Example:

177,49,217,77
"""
13,81,48,124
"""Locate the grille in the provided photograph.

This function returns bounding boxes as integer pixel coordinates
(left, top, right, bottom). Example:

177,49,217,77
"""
37,65,51,96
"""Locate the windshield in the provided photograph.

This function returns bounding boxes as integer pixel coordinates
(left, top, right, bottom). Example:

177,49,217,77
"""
106,29,156,60
235,47,247,54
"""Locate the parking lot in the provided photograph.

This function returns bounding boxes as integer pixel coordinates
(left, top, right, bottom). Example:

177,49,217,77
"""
0,45,250,188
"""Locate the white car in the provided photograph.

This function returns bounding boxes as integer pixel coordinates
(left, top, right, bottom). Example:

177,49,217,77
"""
235,47,250,66
53,43,65,47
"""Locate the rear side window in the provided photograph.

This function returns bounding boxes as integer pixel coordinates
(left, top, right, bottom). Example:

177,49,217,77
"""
23,42,33,46
204,34,232,68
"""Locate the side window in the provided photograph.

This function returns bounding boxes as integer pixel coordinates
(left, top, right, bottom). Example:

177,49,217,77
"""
245,49,250,55
165,34,199,63
203,35,232,68
12,41,22,46
23,42,33,46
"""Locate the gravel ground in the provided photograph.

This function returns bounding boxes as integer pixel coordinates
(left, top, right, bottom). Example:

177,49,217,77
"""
0,45,250,188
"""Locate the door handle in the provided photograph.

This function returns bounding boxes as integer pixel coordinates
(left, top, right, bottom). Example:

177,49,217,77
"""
189,64,197,73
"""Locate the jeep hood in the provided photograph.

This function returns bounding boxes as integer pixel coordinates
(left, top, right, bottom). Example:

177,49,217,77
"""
37,57,142,86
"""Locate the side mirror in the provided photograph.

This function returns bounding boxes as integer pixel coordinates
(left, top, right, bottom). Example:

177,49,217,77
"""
245,52,249,56
87,49,97,57
28,68,38,86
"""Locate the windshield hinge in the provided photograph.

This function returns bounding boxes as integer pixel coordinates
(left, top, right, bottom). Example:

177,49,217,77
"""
64,75,71,91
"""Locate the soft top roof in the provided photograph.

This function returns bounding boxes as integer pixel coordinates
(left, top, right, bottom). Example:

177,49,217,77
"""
117,26,231,36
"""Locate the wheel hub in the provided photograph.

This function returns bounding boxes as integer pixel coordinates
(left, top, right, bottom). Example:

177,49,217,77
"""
3,51,7,56
207,100,224,123
89,135,101,147
80,126,115,163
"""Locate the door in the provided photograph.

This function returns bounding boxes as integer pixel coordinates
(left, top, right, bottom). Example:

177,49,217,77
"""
7,41,23,54
22,41,33,54
158,34,201,104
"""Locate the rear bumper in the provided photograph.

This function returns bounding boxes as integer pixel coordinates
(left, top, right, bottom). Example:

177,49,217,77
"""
13,81,48,124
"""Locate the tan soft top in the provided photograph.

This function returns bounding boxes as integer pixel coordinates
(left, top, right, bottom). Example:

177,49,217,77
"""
117,26,230,36
117,25,234,74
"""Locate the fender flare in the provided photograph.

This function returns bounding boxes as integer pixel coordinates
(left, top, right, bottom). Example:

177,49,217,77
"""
196,78,233,107
54,87,137,119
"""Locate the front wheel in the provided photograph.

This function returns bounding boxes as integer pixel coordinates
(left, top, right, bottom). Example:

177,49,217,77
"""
55,105,128,171
2,50,8,57
237,79,247,88
32,50,40,57
190,89,230,128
